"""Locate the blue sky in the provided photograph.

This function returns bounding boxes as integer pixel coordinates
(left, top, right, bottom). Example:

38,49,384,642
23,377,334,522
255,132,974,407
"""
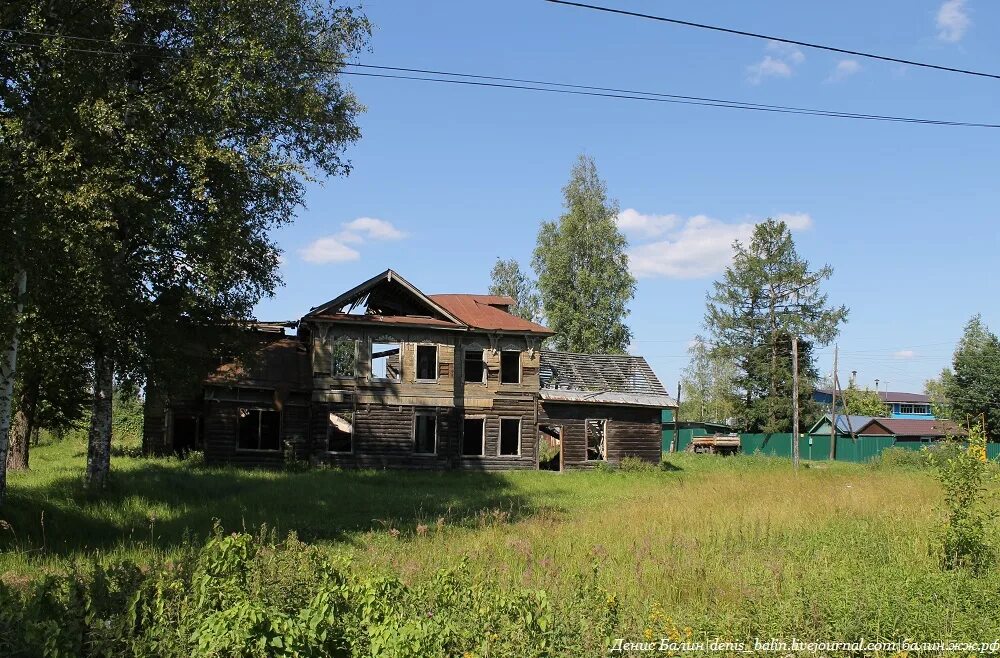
256,0,1000,394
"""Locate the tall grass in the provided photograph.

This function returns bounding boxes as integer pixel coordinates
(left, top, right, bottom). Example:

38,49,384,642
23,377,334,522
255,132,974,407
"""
2,438,999,652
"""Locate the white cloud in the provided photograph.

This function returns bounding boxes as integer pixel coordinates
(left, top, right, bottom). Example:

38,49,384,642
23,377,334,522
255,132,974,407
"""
300,217,406,265
747,56,793,84
937,0,970,42
625,213,813,279
767,41,805,65
341,216,407,241
747,41,804,84
893,350,916,359
774,212,813,230
299,237,361,264
827,59,861,82
615,209,680,238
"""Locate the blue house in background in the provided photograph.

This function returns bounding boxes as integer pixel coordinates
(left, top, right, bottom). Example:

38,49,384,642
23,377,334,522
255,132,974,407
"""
812,389,935,420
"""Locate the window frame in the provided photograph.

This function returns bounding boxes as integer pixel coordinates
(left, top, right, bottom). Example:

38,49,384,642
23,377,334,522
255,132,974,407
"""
329,338,359,379
326,405,355,455
461,415,487,457
370,338,402,382
414,343,439,383
463,348,486,385
585,418,608,462
499,350,522,385
235,406,283,453
413,412,438,455
498,416,522,457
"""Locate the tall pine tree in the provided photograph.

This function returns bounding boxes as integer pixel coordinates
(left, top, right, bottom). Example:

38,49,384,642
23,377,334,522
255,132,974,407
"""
704,219,847,432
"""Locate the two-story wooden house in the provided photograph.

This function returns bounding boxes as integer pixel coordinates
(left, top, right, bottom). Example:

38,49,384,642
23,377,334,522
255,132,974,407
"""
143,270,675,470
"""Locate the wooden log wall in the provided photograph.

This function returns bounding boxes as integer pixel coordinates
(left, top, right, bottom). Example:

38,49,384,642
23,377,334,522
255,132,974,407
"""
537,402,661,468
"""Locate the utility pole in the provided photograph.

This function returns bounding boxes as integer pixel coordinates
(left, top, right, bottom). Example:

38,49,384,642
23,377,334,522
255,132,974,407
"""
829,345,838,461
791,335,800,470
671,382,681,453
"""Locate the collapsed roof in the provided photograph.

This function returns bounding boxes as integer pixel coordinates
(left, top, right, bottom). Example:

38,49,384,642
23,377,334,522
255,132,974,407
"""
538,350,676,409
303,269,552,335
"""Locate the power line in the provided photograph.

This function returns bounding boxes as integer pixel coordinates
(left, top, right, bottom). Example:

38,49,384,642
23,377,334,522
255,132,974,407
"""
545,0,1000,81
4,32,1000,129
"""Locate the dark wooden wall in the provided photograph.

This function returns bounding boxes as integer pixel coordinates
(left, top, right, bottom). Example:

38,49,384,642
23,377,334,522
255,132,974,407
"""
202,397,310,467
305,396,536,471
537,402,661,468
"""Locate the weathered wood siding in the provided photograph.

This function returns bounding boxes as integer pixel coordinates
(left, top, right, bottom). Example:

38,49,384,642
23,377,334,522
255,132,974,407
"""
202,396,310,467
537,402,661,468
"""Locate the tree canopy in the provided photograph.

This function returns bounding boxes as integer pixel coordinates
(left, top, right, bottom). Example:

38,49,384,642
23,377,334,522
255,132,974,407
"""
0,0,370,495
704,219,847,432
945,315,1000,440
488,258,541,323
532,155,635,354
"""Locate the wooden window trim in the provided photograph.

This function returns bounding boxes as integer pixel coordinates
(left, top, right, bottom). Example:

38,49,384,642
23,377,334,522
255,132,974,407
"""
234,406,283,453
461,415,487,458
414,343,439,384
413,412,438,456
370,338,402,383
585,418,608,462
329,338,359,379
500,350,522,385
463,347,487,386
326,404,355,455
498,416,522,457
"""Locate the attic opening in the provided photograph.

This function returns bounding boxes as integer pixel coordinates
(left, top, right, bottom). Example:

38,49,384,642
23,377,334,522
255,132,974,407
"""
312,271,458,323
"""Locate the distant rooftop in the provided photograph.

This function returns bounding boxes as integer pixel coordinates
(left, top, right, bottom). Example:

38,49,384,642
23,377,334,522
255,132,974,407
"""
815,388,930,404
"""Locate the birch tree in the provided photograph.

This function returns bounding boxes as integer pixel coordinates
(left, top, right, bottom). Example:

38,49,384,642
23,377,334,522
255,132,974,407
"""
1,0,370,492
533,155,635,354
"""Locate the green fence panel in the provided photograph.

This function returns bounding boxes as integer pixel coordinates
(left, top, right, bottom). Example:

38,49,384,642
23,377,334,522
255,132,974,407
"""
740,433,794,458
661,428,709,452
988,443,1000,461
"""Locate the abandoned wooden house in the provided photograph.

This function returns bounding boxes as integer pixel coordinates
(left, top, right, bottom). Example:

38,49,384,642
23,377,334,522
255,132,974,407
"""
143,269,676,470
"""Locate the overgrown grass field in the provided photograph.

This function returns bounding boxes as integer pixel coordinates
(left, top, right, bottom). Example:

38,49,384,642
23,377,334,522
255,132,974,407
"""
2,433,999,655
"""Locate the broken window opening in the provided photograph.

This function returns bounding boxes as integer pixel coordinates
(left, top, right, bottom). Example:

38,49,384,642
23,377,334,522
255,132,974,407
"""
237,408,281,451
416,344,438,381
538,424,562,471
371,341,401,381
414,413,437,454
499,417,521,456
462,417,486,456
586,419,607,461
464,349,485,384
331,339,357,377
500,350,521,384
327,408,354,453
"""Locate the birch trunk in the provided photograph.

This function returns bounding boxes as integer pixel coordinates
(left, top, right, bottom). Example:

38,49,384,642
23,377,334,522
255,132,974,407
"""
7,374,39,471
85,353,114,489
0,270,27,505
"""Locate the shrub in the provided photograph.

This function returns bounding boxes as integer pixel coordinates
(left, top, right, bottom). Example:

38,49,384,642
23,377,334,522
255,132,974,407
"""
926,422,997,573
869,446,929,470
0,525,621,657
618,456,657,472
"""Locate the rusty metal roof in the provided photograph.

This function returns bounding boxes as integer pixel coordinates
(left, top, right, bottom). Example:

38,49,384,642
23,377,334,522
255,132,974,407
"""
429,294,553,335
538,351,676,408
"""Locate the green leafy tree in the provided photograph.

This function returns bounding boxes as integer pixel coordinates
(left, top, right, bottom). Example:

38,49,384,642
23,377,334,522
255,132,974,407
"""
924,368,953,419
532,155,635,354
1,0,370,493
704,219,848,433
946,315,1000,440
488,258,541,323
842,383,888,417
679,337,737,424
